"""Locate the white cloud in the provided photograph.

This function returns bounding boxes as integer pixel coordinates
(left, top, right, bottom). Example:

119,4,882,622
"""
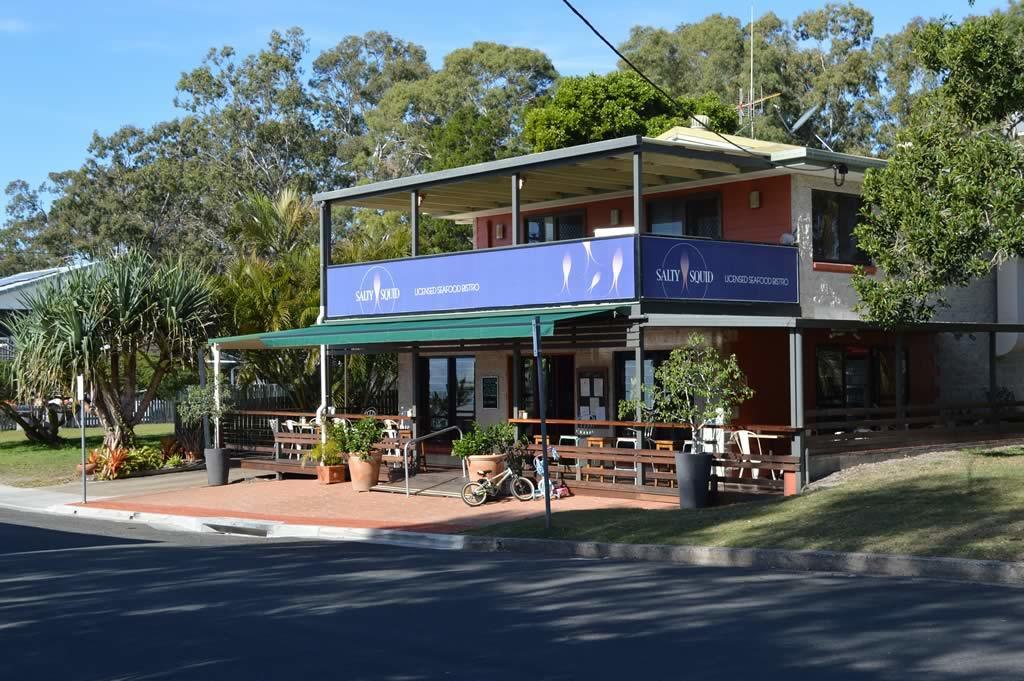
0,19,28,33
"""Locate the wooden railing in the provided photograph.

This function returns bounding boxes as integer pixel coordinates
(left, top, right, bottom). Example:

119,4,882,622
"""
806,400,1024,455
522,443,800,496
221,410,407,454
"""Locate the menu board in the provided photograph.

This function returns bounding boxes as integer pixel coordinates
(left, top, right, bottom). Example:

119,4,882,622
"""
481,376,499,410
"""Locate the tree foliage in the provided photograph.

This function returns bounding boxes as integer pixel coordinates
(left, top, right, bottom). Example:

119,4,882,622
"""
524,72,738,151
853,10,1024,325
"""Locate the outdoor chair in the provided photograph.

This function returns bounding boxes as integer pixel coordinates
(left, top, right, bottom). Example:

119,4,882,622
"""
729,429,773,480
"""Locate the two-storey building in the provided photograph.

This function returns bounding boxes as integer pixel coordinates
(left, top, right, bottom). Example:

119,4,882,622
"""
212,125,1024,492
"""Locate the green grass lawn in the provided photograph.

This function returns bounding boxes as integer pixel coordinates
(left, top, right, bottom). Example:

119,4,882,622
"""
472,446,1024,563
0,423,175,488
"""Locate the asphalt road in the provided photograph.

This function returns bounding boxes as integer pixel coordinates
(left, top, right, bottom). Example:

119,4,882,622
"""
2,508,1024,680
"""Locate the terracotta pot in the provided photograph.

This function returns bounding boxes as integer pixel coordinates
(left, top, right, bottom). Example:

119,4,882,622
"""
465,453,505,481
317,464,346,485
347,452,382,492
76,462,96,477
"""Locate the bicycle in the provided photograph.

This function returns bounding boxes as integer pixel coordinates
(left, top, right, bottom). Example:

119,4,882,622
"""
461,464,536,507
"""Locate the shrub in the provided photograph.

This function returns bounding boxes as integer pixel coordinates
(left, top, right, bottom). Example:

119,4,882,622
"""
98,448,130,480
305,438,344,466
164,453,185,468
159,436,180,462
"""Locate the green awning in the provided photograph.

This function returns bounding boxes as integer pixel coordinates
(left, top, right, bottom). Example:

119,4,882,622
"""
210,304,626,350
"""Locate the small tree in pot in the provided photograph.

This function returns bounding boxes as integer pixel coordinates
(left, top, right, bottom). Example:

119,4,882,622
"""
649,334,753,509
344,418,385,492
177,379,233,486
452,423,508,480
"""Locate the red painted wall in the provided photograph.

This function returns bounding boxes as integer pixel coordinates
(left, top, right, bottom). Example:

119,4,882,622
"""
472,175,792,248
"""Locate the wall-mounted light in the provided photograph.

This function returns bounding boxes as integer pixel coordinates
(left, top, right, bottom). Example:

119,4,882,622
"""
495,223,505,240
517,176,526,190
833,163,848,187
610,208,620,226
417,193,425,207
748,190,761,209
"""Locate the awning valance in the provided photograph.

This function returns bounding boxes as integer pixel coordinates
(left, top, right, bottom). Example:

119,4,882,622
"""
210,304,628,351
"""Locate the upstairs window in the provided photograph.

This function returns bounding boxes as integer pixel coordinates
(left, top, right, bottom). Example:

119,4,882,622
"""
646,193,721,239
524,213,586,243
812,190,870,265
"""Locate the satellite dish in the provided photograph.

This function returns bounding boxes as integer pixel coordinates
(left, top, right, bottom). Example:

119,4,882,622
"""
774,103,834,152
790,104,820,134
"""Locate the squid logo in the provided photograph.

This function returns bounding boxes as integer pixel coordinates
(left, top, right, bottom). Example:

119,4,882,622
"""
655,242,713,299
354,266,400,313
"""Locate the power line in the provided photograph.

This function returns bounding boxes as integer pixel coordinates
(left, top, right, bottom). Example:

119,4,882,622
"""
558,0,766,162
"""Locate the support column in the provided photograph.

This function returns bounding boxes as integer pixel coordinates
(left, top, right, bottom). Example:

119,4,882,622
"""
318,345,330,444
788,328,806,489
895,333,906,427
410,347,419,441
512,345,522,423
411,190,420,257
632,151,643,232
990,331,999,425
511,174,521,245
197,347,209,450
319,200,331,315
627,322,645,486
212,344,222,449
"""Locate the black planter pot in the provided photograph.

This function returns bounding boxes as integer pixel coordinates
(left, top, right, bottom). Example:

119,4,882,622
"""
675,451,713,509
204,448,230,486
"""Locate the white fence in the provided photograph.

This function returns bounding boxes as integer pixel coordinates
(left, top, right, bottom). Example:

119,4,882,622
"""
0,397,177,431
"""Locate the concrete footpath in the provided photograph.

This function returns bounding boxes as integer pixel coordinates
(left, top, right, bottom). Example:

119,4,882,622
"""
3,481,1023,587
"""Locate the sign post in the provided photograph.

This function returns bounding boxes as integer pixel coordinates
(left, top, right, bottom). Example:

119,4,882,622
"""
78,374,86,504
532,317,552,530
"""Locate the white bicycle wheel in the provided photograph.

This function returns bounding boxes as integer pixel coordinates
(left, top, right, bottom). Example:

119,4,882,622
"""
461,481,488,507
510,476,535,501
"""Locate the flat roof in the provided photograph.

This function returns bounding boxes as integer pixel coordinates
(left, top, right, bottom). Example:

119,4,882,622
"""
313,131,884,219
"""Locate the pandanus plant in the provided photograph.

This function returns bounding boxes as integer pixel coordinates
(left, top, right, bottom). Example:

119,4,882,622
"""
11,249,216,450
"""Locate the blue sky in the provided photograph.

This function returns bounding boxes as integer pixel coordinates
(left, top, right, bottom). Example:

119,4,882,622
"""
0,0,1009,214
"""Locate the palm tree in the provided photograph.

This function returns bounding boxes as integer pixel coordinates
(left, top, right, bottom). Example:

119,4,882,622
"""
12,251,215,449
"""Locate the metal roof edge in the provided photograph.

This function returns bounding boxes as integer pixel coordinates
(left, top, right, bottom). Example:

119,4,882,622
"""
770,147,886,171
312,136,644,204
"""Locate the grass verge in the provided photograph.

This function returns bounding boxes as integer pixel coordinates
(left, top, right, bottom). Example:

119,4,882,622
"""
0,424,175,488
470,446,1024,563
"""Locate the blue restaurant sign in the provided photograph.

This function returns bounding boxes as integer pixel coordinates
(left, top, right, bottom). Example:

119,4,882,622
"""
639,235,799,304
326,235,637,318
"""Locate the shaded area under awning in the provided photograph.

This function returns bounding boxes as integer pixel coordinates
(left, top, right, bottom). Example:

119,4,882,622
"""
210,304,630,351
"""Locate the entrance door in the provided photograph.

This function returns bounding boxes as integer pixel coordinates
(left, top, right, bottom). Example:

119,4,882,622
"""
418,356,475,438
519,355,575,419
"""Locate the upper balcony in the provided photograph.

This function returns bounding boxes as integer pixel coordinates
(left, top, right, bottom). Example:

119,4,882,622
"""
313,129,883,321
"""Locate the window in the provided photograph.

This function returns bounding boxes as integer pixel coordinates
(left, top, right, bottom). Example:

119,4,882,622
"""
815,346,908,411
646,193,721,239
614,351,670,416
524,213,586,243
812,190,870,265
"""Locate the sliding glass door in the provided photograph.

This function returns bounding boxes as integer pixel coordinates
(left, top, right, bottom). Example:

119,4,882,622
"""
418,356,475,437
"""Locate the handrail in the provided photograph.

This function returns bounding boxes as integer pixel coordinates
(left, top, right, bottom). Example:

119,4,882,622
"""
402,425,463,498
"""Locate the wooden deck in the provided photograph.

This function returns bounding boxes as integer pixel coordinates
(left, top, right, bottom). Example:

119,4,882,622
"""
372,470,468,498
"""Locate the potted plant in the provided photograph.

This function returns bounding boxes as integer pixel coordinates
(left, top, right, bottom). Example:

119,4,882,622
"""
451,423,507,480
177,379,234,486
304,437,347,485
344,417,385,492
646,334,754,509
